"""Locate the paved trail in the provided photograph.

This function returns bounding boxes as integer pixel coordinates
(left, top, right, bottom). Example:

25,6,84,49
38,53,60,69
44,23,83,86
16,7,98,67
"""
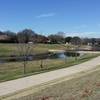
0,56,100,97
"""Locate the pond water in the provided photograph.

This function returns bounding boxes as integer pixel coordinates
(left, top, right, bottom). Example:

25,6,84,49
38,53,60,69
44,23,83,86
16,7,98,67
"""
0,51,80,63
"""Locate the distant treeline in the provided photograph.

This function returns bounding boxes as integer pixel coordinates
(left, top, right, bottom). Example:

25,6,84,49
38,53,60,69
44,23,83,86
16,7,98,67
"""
0,29,100,45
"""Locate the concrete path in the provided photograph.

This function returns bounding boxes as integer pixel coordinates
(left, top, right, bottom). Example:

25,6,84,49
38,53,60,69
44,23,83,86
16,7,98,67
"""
78,51,100,54
0,56,100,97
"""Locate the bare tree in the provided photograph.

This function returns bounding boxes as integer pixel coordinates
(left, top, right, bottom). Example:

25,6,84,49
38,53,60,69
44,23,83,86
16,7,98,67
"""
48,33,65,44
17,29,34,74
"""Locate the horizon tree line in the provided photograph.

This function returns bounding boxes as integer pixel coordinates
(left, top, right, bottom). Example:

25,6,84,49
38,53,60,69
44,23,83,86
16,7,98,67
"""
0,29,100,46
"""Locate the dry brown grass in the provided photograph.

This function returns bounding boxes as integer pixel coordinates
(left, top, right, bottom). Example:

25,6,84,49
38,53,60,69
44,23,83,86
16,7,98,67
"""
10,67,100,100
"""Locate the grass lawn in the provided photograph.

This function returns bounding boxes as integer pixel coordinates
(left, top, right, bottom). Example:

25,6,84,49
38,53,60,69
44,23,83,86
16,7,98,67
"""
0,43,99,82
0,53,99,82
5,66,100,100
0,43,75,56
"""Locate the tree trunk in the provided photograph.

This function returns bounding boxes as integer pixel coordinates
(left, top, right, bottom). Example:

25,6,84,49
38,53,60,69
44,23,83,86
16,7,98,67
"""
40,60,43,68
23,61,26,74
23,56,27,74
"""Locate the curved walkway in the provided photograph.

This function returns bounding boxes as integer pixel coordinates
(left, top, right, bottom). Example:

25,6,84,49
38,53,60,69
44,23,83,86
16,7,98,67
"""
0,56,100,97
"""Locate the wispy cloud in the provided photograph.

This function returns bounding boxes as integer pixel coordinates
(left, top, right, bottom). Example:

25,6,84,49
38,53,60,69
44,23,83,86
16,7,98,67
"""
36,13,56,18
73,25,88,29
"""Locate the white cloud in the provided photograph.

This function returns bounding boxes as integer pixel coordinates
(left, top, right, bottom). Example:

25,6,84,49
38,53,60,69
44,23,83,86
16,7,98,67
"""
36,13,56,18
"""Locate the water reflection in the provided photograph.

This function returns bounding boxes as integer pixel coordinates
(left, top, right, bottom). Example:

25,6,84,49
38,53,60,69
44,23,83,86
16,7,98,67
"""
0,51,80,63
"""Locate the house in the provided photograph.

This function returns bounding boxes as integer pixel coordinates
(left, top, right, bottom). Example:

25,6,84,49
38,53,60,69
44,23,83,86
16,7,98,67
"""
0,35,10,40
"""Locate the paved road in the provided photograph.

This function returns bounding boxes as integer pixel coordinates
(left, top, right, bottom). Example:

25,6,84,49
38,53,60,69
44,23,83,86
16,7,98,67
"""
0,56,100,97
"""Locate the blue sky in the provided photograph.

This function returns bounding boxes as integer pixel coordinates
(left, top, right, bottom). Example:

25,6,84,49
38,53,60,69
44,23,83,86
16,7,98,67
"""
0,0,100,37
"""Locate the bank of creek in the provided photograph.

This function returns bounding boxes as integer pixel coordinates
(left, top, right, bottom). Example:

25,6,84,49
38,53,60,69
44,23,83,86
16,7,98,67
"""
0,51,80,63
